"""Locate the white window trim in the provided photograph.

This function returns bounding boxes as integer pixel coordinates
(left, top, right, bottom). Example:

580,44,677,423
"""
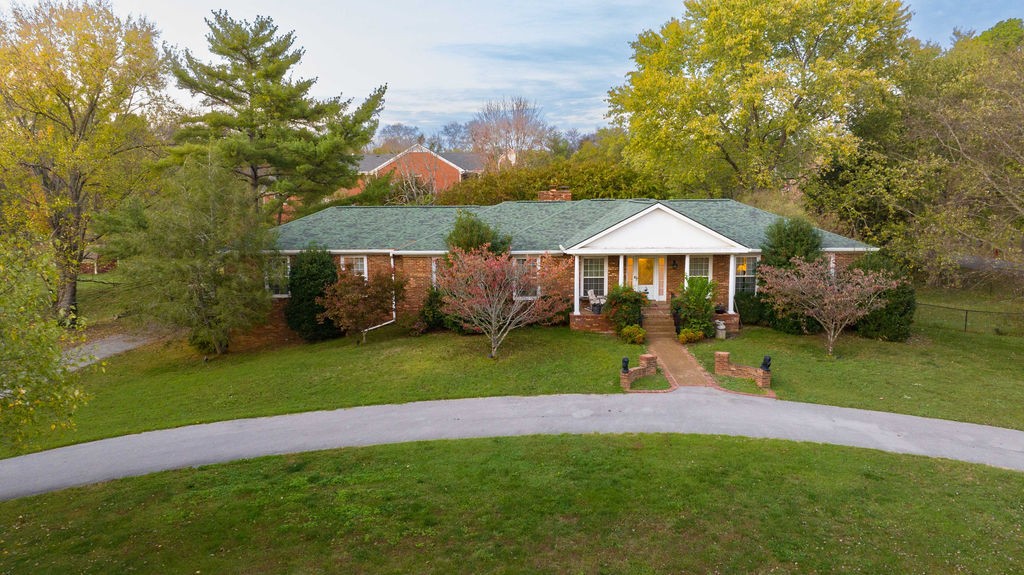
581,256,607,297
340,255,368,279
514,255,541,300
735,255,759,295
682,255,712,291
267,256,291,298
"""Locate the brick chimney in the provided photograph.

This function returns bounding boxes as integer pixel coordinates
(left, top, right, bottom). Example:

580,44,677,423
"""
538,187,572,201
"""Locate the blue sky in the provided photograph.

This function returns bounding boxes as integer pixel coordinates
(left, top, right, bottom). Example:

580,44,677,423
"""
82,1,1024,134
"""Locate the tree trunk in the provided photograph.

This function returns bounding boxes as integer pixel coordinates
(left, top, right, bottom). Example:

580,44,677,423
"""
55,263,80,326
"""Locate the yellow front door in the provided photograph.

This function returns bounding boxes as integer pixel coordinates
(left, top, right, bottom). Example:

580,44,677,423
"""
634,257,656,296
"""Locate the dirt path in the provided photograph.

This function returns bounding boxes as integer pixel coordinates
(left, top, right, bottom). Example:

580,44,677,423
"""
63,333,158,370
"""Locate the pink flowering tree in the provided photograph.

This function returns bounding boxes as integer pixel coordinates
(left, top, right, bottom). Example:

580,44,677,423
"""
758,257,900,356
435,246,573,358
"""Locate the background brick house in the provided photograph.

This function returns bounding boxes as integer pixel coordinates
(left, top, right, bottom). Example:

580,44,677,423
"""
337,144,485,198
271,192,874,334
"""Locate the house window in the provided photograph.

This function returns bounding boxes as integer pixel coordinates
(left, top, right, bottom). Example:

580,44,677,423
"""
340,256,367,279
687,256,710,279
266,256,290,297
582,257,606,296
735,256,758,293
515,256,540,298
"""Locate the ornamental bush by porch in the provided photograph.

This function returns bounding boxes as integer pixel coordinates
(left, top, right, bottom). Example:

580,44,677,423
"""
604,285,649,334
671,276,717,338
678,328,704,344
620,324,646,344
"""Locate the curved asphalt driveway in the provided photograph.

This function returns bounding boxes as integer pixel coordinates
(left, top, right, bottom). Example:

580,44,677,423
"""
3,388,1024,501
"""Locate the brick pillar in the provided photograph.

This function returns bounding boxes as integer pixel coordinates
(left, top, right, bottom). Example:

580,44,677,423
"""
714,351,730,374
755,369,772,389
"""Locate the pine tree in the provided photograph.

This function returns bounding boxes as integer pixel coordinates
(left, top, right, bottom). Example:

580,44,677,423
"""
169,11,386,222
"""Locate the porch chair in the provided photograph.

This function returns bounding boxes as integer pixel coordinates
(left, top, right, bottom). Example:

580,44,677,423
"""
587,289,607,312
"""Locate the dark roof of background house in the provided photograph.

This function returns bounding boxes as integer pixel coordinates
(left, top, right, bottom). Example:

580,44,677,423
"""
356,148,486,174
440,152,486,172
275,199,872,252
357,154,396,172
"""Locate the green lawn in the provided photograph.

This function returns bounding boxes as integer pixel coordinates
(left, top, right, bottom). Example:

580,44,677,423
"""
2,434,1022,574
691,324,1024,430
915,286,1024,336
10,326,653,457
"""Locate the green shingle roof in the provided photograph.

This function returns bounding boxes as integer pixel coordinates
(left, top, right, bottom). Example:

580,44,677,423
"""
274,199,872,253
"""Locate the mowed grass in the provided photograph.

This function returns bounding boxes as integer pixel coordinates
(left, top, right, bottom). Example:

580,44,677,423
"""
691,324,1024,430
2,435,1022,574
9,326,649,457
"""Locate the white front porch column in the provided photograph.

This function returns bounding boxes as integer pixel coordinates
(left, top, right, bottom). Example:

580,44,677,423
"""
573,255,581,315
618,255,624,286
728,255,737,313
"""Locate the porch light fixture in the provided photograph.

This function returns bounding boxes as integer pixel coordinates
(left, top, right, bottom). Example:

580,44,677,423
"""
670,258,678,270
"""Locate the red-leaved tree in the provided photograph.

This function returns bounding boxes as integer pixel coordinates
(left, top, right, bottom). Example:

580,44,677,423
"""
435,247,572,358
317,271,407,344
758,257,900,356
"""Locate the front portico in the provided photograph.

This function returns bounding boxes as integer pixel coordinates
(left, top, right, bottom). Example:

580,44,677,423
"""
567,203,749,318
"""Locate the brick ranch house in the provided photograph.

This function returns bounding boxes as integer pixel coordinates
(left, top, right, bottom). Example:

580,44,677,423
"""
270,191,873,334
336,143,485,197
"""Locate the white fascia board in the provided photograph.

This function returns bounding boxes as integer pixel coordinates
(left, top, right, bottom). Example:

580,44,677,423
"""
379,144,468,174
567,203,746,251
274,249,395,256
566,247,751,256
822,246,879,253
393,250,447,256
327,249,394,255
510,250,560,256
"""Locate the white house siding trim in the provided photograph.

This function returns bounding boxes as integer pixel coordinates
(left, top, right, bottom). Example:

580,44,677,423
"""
567,204,746,253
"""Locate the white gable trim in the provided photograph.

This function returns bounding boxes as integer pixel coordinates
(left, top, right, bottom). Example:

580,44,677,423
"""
565,203,748,255
371,143,469,175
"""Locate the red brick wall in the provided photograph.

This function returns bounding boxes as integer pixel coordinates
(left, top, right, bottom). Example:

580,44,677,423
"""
832,253,861,269
379,152,463,191
665,257,685,300
570,312,615,333
712,255,731,308
714,351,771,388
607,256,620,290
232,299,300,351
395,255,434,319
538,189,572,201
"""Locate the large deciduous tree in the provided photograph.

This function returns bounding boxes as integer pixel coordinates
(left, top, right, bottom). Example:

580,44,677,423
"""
0,0,165,321
469,97,551,169
435,248,572,358
168,11,386,223
373,123,423,153
906,21,1024,284
758,257,899,356
609,0,910,198
0,233,85,448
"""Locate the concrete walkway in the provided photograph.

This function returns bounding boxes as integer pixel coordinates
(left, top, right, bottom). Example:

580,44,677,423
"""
646,335,715,389
3,389,1023,501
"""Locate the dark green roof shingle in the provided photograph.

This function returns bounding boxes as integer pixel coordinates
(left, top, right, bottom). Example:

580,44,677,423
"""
275,199,872,253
